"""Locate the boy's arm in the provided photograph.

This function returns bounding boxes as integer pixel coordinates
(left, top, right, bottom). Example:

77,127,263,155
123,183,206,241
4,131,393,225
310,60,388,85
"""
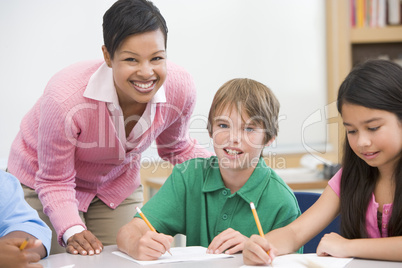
116,163,187,260
117,217,173,260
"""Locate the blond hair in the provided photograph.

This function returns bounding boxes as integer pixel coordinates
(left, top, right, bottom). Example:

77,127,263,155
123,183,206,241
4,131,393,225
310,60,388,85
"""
207,78,280,143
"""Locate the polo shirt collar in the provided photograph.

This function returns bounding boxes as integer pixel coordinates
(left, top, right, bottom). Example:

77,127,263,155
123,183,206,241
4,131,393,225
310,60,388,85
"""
202,157,271,207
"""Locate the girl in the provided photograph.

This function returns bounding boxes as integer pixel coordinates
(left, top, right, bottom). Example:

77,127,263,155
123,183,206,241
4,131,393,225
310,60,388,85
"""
7,0,211,256
243,59,402,264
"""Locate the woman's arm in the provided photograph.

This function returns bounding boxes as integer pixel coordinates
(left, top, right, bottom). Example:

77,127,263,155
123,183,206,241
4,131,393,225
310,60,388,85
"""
156,62,212,164
34,96,86,246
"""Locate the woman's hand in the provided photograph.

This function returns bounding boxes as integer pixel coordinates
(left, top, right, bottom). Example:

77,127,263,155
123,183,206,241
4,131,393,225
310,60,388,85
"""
0,238,43,268
66,230,103,256
316,232,351,258
243,234,276,266
207,228,248,255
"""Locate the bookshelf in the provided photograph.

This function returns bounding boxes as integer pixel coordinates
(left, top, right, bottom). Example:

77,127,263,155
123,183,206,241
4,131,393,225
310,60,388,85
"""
326,0,402,162
350,26,402,43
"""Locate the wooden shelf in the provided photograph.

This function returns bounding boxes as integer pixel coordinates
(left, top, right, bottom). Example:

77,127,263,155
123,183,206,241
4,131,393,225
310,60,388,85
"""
350,26,402,44
326,0,402,161
287,180,328,191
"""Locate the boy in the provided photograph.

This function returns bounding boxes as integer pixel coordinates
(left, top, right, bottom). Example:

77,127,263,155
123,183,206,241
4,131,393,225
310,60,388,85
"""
0,170,51,267
117,78,301,260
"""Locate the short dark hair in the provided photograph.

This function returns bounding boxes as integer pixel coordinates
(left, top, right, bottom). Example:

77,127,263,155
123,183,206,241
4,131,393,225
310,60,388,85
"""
103,0,168,59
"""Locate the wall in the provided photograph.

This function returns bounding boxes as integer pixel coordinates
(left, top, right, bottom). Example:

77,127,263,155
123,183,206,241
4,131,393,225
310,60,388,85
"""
0,0,327,167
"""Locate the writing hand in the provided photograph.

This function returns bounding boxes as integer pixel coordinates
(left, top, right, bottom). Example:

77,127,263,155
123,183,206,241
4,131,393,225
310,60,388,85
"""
66,230,103,256
243,234,276,265
0,238,43,268
130,231,173,261
207,228,247,255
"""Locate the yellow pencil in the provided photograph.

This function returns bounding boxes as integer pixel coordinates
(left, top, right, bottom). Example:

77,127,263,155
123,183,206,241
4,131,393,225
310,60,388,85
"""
19,237,29,250
250,202,265,237
250,202,271,257
136,207,172,256
136,207,156,232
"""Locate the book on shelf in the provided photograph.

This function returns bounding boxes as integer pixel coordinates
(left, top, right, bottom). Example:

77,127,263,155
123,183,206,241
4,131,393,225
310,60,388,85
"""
350,0,402,28
388,0,401,25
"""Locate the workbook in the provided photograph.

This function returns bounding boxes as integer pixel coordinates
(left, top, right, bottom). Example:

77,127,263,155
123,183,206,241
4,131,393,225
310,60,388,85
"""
112,246,234,265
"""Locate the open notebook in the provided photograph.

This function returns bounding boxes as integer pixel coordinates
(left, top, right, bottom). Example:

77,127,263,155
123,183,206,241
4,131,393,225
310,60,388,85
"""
112,246,234,265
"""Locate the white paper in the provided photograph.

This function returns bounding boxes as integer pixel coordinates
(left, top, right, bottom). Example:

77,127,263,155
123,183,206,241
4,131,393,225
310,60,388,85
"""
241,253,353,268
112,246,234,265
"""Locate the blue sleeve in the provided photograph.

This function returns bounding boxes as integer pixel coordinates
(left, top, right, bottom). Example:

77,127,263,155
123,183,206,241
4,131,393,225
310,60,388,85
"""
0,171,52,256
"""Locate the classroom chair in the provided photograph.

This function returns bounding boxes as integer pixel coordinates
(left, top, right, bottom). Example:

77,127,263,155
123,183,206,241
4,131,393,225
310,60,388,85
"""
294,191,340,254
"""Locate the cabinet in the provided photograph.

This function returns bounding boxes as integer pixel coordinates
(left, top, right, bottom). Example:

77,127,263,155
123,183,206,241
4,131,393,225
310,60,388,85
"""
325,0,402,161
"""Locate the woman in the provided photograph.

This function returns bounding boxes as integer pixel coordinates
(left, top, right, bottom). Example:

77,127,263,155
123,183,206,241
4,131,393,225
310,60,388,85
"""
8,0,211,255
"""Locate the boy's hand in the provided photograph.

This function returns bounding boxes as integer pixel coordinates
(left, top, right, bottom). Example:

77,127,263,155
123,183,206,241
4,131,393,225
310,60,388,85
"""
0,238,43,268
130,231,173,260
207,228,247,255
243,234,276,265
66,230,103,256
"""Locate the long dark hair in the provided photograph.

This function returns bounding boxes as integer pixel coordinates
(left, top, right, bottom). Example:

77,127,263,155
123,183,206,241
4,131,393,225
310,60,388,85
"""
337,59,402,238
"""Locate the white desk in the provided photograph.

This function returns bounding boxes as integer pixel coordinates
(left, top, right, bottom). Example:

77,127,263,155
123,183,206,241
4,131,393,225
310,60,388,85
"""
39,245,402,268
39,245,242,267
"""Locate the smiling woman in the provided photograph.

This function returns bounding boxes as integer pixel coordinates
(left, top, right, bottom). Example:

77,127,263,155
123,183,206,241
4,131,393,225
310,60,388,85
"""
101,29,168,137
6,0,212,256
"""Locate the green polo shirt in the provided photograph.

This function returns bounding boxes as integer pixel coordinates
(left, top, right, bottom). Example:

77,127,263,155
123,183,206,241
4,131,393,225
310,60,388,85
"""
137,156,301,252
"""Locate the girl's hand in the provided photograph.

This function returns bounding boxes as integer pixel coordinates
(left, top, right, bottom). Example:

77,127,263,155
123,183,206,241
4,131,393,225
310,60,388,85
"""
130,231,173,261
0,238,43,268
207,228,247,255
243,234,276,266
316,232,351,258
66,230,103,256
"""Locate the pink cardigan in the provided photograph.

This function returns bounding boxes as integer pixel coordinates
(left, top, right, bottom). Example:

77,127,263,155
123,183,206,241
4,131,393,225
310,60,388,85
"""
8,59,211,245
